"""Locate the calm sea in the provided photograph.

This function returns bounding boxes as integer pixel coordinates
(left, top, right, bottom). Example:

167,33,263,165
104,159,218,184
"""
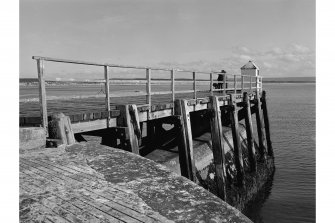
19,83,316,222
244,83,315,223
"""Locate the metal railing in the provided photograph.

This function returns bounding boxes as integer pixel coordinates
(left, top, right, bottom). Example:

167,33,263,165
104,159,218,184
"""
32,56,263,134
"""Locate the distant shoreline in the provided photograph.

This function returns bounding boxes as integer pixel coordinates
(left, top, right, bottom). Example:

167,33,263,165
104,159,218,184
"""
19,79,315,87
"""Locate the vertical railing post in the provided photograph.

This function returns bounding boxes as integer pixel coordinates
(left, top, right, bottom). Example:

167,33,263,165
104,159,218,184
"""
223,73,226,96
171,69,175,114
256,76,261,94
234,75,237,94
104,65,111,127
210,73,213,96
146,68,152,109
249,75,252,92
241,76,244,92
193,72,196,99
37,59,48,136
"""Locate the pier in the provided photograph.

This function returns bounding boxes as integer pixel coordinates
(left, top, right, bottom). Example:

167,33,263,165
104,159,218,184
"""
20,56,275,222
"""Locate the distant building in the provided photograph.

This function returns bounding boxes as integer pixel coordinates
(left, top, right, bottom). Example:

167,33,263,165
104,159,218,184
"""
241,61,259,76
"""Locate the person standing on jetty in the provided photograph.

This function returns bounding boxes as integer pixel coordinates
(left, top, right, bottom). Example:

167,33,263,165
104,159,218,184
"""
217,70,226,92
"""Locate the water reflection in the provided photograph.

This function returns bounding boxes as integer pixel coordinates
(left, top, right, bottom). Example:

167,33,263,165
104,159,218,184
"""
243,170,275,223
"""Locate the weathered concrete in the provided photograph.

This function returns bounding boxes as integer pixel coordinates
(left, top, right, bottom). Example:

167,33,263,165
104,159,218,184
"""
19,127,46,150
20,141,252,222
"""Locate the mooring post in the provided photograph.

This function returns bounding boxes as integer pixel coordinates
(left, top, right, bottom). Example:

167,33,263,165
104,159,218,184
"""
117,104,140,154
174,99,197,182
261,90,273,157
48,113,75,145
229,94,245,186
255,91,268,162
243,92,257,172
209,95,227,200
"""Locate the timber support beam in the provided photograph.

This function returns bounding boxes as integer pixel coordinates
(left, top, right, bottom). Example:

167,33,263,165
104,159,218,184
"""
174,99,197,182
117,104,141,154
261,90,274,157
229,94,245,186
243,92,257,172
255,92,268,162
209,96,227,201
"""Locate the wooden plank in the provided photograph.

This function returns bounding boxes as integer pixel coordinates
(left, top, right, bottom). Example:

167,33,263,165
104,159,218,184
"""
37,59,48,136
93,112,101,119
255,92,268,162
72,118,117,133
229,94,245,186
110,110,121,117
19,117,25,126
24,116,41,125
104,65,111,127
20,164,142,223
243,92,257,172
208,96,227,201
69,113,83,123
148,108,173,120
261,90,273,157
117,105,140,154
174,99,197,182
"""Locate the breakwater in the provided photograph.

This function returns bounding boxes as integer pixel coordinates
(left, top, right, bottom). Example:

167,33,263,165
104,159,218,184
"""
20,56,275,222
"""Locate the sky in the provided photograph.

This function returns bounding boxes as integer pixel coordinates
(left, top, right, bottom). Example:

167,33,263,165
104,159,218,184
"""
20,0,315,80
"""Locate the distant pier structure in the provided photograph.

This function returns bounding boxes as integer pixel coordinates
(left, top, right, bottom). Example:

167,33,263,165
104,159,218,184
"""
20,56,275,222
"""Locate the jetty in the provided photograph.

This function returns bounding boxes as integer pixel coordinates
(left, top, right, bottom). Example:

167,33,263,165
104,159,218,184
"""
20,56,275,222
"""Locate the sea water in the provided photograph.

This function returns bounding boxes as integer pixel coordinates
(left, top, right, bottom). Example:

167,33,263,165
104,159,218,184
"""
19,83,316,222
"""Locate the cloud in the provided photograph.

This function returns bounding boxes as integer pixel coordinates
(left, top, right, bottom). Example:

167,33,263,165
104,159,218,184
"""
156,43,315,77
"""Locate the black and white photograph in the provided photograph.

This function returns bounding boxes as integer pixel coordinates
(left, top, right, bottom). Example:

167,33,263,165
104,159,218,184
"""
2,0,324,222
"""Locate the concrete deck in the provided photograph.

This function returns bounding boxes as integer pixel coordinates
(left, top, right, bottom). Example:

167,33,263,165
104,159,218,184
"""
20,142,252,223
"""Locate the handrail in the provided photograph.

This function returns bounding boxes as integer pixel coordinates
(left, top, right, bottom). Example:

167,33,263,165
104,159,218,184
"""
33,56,218,74
32,56,263,133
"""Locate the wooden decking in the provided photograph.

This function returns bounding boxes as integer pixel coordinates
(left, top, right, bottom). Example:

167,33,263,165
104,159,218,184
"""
20,142,252,223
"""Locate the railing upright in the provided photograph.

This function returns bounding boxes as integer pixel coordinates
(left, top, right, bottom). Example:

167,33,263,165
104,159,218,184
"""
223,73,226,96
234,75,237,94
193,72,196,99
171,69,175,114
104,65,111,127
146,68,152,109
210,73,213,96
37,59,48,136
249,75,252,93
241,76,244,92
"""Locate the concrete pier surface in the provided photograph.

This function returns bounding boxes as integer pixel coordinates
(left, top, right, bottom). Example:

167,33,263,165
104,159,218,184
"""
20,141,252,223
